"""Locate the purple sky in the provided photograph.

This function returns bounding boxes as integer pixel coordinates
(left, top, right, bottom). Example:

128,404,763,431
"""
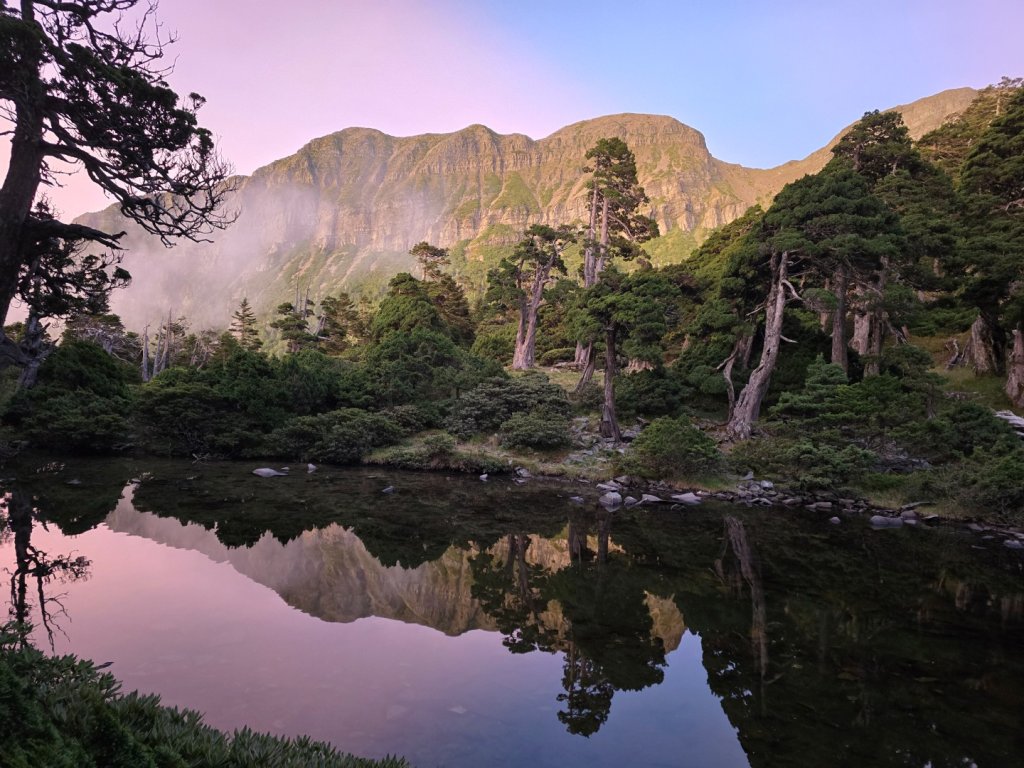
4,0,1023,218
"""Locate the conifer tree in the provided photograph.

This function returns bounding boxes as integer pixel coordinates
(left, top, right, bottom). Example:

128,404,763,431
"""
229,298,261,351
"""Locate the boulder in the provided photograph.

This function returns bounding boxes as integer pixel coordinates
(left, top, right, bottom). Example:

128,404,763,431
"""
597,481,621,491
599,491,623,508
639,494,663,504
624,496,639,507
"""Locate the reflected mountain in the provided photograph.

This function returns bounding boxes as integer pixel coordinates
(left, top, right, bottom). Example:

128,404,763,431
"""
3,458,1024,763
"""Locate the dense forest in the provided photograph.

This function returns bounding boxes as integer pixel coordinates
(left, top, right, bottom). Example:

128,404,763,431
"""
2,80,1023,523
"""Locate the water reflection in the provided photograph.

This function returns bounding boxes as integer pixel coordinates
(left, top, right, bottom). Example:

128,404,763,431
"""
3,457,1024,766
2,488,90,648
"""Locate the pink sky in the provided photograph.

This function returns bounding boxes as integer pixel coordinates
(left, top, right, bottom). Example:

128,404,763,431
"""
3,0,1022,219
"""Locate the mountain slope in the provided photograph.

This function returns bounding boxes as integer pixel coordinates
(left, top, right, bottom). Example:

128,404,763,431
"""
78,88,977,329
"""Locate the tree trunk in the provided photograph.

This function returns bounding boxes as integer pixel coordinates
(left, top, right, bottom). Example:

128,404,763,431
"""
864,306,885,377
852,308,871,356
16,309,48,389
141,326,151,381
575,189,606,370
727,251,791,440
0,115,45,327
830,265,849,373
599,324,621,442
1006,327,1024,407
573,345,597,393
966,314,1000,374
512,268,547,370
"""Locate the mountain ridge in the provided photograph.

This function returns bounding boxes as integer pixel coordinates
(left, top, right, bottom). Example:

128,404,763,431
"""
77,87,978,329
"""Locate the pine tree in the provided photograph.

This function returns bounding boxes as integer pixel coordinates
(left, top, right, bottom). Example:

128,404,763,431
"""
229,298,261,351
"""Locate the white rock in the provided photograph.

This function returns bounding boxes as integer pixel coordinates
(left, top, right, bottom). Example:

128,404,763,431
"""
252,468,288,478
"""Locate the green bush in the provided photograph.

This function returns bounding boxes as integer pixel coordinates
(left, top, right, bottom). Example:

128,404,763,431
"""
499,410,572,450
619,416,721,479
5,341,135,453
262,409,404,464
615,369,684,418
538,347,575,366
446,373,571,438
470,323,515,364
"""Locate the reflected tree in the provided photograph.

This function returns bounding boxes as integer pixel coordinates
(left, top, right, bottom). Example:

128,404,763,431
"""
3,489,90,649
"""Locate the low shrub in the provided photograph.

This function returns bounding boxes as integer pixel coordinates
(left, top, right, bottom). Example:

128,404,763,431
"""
262,409,404,463
619,416,721,479
446,373,570,438
499,410,572,450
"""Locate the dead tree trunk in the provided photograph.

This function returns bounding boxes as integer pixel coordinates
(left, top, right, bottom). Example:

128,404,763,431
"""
16,309,48,390
965,314,1000,374
141,325,151,382
574,186,602,369
1006,327,1024,407
573,346,597,393
599,324,621,442
512,260,551,370
727,251,794,440
830,265,849,374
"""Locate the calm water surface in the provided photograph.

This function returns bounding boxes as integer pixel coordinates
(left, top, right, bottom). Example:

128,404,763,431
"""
2,457,1022,767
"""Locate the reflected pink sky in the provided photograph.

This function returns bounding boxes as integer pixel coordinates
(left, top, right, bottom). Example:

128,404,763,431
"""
5,498,749,767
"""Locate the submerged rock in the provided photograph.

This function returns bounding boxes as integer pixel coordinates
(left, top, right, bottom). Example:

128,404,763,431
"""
599,491,623,508
670,492,701,505
829,517,841,525
870,515,904,529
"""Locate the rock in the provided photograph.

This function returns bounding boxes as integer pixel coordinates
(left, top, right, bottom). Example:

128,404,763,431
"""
66,478,82,485
967,523,985,532
829,516,841,525
624,496,639,507
670,492,701,505
742,470,754,480
569,496,585,504
922,514,940,524
599,491,623,508
899,509,918,521
597,481,621,491
381,486,395,494
479,474,488,481
513,478,527,485
639,494,663,504
781,497,802,506
1004,539,1024,550
760,480,774,490
614,475,630,485
870,515,903,529
515,467,532,478
808,501,833,512
252,468,288,478
307,463,317,473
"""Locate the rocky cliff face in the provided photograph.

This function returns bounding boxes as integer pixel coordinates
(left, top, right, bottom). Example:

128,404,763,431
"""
78,88,977,329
